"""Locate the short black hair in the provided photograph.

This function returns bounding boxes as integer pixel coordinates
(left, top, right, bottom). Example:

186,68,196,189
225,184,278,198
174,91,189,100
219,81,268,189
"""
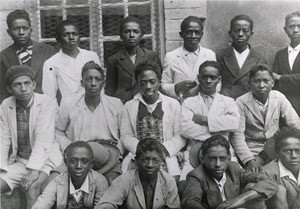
249,64,273,80
230,15,253,31
199,60,221,75
56,20,79,40
274,127,300,152
135,138,165,160
81,61,105,79
201,135,230,157
120,16,144,34
64,141,94,160
134,60,162,82
181,16,204,32
285,11,300,26
7,10,31,29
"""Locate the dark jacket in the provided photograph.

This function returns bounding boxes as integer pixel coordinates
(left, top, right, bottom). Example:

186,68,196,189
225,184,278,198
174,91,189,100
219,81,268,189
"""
217,46,267,100
273,47,300,116
105,46,161,104
181,162,277,209
0,41,56,103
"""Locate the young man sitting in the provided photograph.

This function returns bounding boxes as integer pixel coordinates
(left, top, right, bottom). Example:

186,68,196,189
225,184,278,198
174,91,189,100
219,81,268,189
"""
32,141,109,209
262,127,300,209
181,135,277,209
95,138,180,209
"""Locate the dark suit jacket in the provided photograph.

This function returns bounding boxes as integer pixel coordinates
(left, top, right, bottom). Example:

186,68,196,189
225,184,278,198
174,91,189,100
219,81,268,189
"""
181,162,277,209
0,41,56,103
273,47,300,116
217,46,267,100
105,46,161,104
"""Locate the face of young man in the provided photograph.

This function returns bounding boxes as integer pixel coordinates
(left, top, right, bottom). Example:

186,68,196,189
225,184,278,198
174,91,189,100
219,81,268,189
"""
284,16,300,46
249,70,274,103
136,150,162,180
180,21,203,52
7,19,32,47
81,69,104,97
229,19,253,49
198,66,221,96
120,22,143,49
59,25,81,50
278,137,300,175
7,75,36,104
66,147,94,182
138,70,160,104
203,145,230,181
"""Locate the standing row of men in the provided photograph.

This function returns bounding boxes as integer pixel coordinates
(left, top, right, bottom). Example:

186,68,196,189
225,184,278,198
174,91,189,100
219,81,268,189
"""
0,9,300,209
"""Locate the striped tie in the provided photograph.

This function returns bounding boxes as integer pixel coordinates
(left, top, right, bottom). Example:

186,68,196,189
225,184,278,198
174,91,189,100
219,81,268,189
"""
16,45,33,65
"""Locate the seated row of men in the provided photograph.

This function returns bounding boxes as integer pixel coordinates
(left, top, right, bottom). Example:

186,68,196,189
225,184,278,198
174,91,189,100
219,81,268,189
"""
1,58,300,208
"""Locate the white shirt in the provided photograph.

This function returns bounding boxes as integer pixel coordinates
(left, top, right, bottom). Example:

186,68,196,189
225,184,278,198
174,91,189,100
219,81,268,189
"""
42,48,101,99
278,159,300,186
213,174,227,201
287,44,300,70
233,46,250,69
138,92,163,113
183,46,200,68
69,175,89,203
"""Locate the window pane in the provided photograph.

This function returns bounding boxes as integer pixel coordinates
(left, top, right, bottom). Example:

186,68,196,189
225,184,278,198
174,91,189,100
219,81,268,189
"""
102,6,123,36
128,4,151,34
79,40,90,50
103,41,123,66
66,8,90,37
141,38,153,50
128,0,149,2
101,0,122,3
41,10,62,38
40,0,61,6
66,0,88,5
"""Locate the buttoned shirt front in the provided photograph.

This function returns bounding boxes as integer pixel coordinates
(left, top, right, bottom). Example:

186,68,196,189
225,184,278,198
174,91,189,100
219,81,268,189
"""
233,46,250,69
254,97,269,121
69,175,90,203
213,173,227,201
183,46,200,68
288,44,300,70
278,159,300,186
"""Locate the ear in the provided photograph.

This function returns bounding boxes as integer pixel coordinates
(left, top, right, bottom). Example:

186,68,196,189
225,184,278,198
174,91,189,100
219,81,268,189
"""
7,29,12,38
119,33,124,41
179,31,183,39
90,159,95,168
63,156,68,166
81,79,84,87
284,26,288,34
6,85,12,94
271,79,275,88
200,153,205,163
140,32,144,38
32,81,36,90
228,30,231,35
250,31,254,36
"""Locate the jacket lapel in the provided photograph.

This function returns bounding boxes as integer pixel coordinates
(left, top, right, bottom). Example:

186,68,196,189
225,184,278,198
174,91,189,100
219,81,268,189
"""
29,94,41,146
31,42,45,77
133,175,146,209
223,47,240,78
4,46,21,66
8,98,18,156
244,94,265,125
264,93,279,128
280,49,292,73
205,171,223,208
235,50,258,82
153,173,167,209
83,172,95,208
57,172,69,208
118,50,135,76
292,51,300,72
223,176,239,200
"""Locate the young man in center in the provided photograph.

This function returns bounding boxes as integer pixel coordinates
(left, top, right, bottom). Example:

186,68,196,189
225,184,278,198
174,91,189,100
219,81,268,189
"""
180,61,240,182
181,135,277,209
162,16,216,101
105,16,161,104
218,14,267,100
32,141,109,209
120,60,186,179
231,64,300,172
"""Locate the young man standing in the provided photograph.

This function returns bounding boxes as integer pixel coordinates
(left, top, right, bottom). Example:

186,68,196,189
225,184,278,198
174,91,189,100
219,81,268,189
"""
96,138,180,209
162,16,216,101
181,135,277,209
273,11,300,116
180,61,240,181
218,15,267,100
0,10,56,103
0,65,62,209
263,127,300,209
120,60,186,179
55,61,123,184
42,20,101,101
105,16,161,104
32,141,109,209
231,65,300,172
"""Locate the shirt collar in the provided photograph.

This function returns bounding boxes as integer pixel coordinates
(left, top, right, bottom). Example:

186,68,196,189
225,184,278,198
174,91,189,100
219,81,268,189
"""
16,95,34,110
213,173,227,186
233,45,250,55
137,92,163,106
278,159,300,185
183,45,201,56
288,43,300,53
69,175,90,195
199,92,216,98
254,97,269,108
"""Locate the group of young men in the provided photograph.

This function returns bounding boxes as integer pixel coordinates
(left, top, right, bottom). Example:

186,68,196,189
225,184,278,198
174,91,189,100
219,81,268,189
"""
0,8,300,209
